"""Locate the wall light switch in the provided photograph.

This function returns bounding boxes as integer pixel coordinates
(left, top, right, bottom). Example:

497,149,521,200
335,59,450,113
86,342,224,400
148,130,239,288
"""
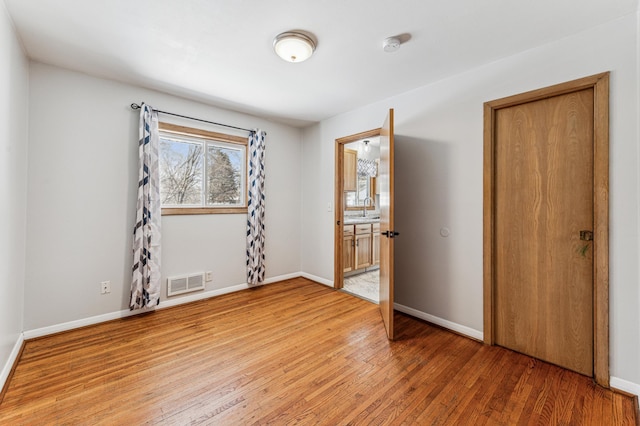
327,202,332,212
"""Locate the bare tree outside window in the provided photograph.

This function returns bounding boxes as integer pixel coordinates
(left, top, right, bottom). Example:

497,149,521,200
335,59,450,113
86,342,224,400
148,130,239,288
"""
159,139,203,205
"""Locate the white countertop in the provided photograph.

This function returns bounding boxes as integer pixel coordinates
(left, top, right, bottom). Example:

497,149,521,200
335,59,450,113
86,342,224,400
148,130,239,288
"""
344,217,380,225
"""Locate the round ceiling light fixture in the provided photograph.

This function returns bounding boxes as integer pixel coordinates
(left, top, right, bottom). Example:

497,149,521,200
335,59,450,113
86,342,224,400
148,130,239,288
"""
273,31,316,63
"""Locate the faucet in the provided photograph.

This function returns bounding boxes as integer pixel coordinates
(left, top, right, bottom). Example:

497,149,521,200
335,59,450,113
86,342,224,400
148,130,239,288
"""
362,196,374,218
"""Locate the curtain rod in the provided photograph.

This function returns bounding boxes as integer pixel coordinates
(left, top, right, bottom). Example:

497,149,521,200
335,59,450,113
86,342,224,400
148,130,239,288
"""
130,103,255,133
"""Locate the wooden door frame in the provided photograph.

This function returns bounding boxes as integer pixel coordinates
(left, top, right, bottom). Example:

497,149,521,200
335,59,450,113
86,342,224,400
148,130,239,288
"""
483,72,610,386
334,128,381,289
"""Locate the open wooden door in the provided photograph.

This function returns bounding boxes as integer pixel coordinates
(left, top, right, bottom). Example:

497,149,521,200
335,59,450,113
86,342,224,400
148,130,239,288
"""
379,109,395,340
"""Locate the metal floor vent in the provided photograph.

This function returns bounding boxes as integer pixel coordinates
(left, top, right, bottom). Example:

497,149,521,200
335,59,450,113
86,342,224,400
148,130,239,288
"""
167,272,205,296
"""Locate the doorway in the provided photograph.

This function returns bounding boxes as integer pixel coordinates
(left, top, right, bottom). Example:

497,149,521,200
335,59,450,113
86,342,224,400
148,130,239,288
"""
341,137,381,302
483,73,610,386
335,129,381,300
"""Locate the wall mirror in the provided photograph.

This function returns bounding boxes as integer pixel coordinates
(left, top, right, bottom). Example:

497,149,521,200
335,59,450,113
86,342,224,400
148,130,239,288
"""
345,176,376,209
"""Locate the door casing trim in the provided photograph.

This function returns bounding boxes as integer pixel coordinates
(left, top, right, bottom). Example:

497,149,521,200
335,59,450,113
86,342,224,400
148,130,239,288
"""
483,72,610,386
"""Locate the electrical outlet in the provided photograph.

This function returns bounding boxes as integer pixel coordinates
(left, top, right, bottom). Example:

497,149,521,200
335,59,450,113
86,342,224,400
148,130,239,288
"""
101,281,111,294
205,271,213,282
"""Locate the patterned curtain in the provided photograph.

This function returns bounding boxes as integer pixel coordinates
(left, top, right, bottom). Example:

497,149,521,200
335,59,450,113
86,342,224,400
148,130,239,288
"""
247,130,266,286
130,104,162,310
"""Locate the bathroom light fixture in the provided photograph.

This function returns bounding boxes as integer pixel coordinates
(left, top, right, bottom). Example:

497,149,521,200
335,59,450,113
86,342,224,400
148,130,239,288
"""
363,140,371,152
273,31,316,63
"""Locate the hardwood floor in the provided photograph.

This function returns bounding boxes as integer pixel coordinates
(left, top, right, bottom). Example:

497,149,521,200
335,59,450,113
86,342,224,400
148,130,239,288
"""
1,278,636,425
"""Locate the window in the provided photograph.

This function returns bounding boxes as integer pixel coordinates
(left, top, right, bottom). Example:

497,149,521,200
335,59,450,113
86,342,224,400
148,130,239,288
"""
158,122,247,215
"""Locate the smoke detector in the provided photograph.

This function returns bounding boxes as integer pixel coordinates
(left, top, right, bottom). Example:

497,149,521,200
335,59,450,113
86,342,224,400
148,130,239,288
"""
383,37,401,53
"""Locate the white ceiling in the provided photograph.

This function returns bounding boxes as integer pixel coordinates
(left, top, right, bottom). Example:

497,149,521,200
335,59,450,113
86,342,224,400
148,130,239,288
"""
4,0,637,127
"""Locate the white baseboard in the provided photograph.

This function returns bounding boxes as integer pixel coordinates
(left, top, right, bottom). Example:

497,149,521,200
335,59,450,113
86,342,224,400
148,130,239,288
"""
1,333,24,393
262,272,303,285
23,272,303,340
394,303,484,341
611,376,640,397
300,272,334,287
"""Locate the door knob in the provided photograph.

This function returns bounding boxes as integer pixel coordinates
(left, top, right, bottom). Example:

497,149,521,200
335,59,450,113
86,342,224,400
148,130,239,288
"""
382,230,400,238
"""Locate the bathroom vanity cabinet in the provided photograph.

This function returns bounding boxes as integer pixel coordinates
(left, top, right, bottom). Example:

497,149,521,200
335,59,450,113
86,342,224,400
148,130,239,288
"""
354,224,372,270
343,222,379,273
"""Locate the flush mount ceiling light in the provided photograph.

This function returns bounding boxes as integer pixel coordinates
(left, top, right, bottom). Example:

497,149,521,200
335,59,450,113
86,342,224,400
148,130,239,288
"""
273,31,316,63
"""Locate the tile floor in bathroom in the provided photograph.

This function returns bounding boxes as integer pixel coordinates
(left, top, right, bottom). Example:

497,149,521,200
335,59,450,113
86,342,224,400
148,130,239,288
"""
342,270,379,303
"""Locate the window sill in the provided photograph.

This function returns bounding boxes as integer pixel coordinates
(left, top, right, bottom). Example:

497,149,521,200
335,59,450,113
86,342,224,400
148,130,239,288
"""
162,207,248,215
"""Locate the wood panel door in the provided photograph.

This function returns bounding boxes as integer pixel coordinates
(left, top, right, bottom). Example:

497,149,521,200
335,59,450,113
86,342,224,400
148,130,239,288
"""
484,73,609,383
379,109,395,340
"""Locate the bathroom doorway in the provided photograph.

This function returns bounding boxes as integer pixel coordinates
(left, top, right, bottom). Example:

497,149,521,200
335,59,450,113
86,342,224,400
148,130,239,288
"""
336,135,381,303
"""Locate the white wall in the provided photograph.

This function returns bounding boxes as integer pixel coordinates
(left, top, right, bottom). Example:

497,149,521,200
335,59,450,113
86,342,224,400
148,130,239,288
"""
301,13,640,391
24,63,302,330
0,1,28,386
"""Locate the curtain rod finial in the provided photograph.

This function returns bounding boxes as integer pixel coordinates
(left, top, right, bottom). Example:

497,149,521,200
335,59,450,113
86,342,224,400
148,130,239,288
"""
130,103,141,110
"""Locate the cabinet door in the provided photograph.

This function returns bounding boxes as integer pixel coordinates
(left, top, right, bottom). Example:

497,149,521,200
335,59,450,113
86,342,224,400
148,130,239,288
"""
343,236,354,272
372,223,380,265
344,148,357,192
373,232,380,265
354,233,372,270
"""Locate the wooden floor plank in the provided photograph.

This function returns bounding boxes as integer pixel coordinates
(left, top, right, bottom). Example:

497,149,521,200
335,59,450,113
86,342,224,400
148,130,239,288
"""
0,278,636,425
